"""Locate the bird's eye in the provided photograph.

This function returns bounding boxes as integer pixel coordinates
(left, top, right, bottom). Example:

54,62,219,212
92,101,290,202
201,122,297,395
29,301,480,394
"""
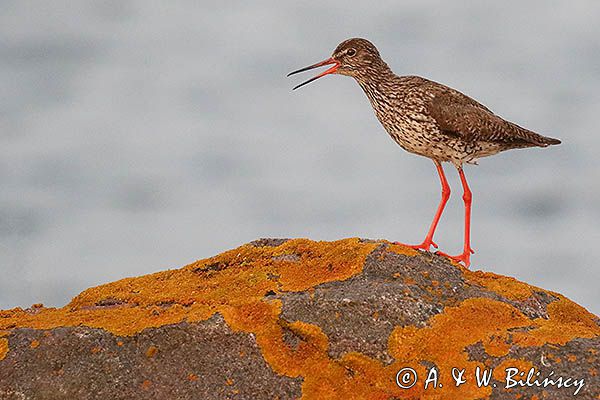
347,48,356,57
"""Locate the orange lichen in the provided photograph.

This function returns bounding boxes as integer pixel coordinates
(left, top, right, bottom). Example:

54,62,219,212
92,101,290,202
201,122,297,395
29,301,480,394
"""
145,345,158,358
0,338,7,360
388,298,530,399
402,276,415,285
30,339,40,349
220,298,398,399
482,333,512,357
386,243,419,257
0,303,214,336
464,270,536,301
546,353,562,363
222,294,596,399
273,239,378,291
91,346,101,354
0,239,377,337
512,296,600,347
385,296,599,399
188,373,198,381
74,237,375,307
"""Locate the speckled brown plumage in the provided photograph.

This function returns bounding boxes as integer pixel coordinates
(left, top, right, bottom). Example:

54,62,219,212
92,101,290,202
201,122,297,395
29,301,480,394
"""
329,38,561,167
288,38,561,267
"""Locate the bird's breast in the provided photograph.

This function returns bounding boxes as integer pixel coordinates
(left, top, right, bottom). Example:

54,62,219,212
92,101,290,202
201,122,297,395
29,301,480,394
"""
369,101,457,160
360,81,460,160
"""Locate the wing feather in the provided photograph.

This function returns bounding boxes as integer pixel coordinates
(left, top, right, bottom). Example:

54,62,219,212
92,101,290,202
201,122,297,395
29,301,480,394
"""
425,85,559,146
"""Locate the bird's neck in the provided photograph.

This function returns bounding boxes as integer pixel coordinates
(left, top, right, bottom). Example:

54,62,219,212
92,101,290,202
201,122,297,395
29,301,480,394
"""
354,61,395,87
354,62,401,105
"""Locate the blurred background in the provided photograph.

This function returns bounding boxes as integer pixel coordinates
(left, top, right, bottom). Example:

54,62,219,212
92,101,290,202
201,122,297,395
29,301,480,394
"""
1,1,598,314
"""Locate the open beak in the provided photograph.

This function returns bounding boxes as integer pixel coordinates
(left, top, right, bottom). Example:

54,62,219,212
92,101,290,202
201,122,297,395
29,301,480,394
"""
287,58,340,90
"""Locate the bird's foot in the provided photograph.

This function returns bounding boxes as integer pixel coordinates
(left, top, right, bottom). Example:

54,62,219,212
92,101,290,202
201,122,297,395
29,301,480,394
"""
436,248,475,268
393,239,438,252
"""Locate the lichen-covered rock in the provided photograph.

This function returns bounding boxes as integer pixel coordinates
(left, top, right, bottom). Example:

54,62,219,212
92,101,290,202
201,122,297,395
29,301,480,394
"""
0,238,598,399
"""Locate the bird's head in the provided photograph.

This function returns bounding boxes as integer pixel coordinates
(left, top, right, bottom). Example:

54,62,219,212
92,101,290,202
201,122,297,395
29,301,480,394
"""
288,38,386,90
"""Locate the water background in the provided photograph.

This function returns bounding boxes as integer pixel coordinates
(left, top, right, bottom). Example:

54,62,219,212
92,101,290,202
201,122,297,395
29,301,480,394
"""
1,1,599,314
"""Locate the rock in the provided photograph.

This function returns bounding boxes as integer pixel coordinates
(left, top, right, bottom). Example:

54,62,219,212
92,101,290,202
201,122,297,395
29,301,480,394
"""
0,238,598,400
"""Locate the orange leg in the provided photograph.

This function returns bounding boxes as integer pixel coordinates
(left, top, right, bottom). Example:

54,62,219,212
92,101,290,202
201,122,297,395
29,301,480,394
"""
395,161,450,252
437,167,475,267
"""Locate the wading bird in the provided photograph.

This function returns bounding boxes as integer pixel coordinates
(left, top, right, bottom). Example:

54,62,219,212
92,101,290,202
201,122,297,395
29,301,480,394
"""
288,38,560,267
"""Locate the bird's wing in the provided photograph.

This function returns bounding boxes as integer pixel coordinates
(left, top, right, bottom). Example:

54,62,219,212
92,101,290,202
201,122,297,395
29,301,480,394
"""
425,86,554,146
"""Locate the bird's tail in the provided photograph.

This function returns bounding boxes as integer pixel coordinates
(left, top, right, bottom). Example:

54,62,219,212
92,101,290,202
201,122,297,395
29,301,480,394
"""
542,136,562,146
535,135,561,147
509,121,561,147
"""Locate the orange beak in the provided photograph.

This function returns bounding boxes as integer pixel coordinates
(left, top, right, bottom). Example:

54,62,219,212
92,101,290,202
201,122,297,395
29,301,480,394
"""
287,58,340,90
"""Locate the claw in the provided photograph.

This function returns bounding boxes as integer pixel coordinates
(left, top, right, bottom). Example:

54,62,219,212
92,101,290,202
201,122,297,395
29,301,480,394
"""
436,250,472,268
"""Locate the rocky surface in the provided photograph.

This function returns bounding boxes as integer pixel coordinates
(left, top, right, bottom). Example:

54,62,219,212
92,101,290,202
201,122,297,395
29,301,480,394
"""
0,238,598,399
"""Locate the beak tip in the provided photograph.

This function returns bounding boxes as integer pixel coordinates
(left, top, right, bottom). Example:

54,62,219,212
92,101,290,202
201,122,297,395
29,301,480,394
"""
288,57,338,91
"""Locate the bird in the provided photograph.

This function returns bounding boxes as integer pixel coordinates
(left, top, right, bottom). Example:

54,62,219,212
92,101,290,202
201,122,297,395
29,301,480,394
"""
287,38,560,267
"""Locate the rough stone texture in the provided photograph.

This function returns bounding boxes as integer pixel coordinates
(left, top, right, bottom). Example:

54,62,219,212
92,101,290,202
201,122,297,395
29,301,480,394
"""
467,337,600,400
250,238,290,247
0,238,598,400
0,315,301,400
279,245,558,364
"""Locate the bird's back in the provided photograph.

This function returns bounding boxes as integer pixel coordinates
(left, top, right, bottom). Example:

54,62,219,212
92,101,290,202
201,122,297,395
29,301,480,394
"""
417,77,560,146
361,74,560,165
